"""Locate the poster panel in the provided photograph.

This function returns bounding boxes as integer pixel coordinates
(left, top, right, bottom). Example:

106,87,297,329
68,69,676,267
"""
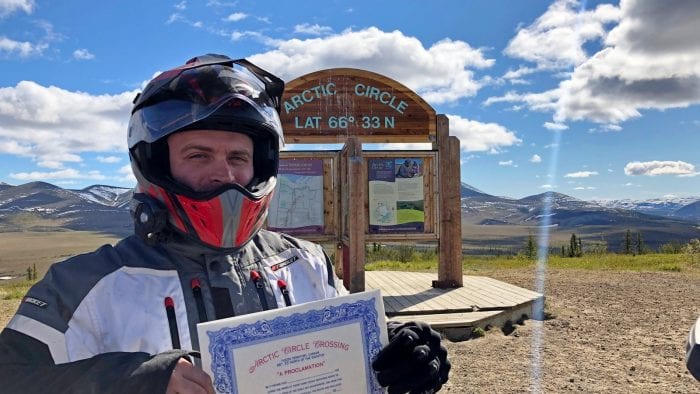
268,159,324,234
368,158,425,233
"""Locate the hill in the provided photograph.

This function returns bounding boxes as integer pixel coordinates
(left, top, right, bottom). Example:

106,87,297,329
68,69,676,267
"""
0,181,697,253
0,182,132,236
459,186,699,253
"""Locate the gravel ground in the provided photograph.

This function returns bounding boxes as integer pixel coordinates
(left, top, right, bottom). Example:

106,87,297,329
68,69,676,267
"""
439,268,700,393
2,268,699,393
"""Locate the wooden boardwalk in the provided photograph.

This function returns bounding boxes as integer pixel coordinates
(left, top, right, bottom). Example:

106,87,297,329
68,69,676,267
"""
365,271,543,339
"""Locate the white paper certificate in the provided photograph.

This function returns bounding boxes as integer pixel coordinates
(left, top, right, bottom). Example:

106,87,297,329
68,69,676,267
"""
197,290,388,394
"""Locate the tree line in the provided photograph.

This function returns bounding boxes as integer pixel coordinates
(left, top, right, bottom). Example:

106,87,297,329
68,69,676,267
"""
522,230,700,258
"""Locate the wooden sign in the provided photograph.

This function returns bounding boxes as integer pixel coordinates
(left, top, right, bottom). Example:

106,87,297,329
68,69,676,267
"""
280,69,436,144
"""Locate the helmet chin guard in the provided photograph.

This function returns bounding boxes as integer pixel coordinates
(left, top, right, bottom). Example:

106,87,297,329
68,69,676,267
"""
127,54,284,250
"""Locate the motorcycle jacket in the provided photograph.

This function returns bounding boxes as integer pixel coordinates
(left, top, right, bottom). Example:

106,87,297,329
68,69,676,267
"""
0,230,346,394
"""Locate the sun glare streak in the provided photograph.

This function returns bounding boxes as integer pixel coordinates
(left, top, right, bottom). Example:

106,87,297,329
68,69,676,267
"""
531,102,565,393
530,1,588,389
530,129,561,392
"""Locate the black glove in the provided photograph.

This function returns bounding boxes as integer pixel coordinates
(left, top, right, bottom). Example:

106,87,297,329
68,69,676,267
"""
372,321,451,393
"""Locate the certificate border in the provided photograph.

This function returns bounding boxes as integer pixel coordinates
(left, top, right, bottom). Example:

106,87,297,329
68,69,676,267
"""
206,298,384,394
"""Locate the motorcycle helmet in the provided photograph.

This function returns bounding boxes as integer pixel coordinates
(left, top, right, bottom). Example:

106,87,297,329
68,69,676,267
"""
128,54,284,250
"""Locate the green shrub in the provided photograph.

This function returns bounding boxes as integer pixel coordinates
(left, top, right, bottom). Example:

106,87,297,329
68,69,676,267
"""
0,279,34,300
658,264,681,272
471,327,486,338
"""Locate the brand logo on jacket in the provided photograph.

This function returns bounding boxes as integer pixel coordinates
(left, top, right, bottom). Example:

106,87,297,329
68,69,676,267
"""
24,296,48,308
270,255,299,271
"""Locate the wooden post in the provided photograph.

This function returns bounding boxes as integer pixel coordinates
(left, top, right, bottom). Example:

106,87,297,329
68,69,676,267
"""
435,115,463,288
343,137,366,292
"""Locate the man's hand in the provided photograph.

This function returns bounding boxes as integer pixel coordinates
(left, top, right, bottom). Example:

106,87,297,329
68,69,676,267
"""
166,357,215,394
372,321,451,393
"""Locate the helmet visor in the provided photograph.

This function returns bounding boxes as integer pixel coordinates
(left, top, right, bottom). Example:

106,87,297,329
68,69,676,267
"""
130,63,282,146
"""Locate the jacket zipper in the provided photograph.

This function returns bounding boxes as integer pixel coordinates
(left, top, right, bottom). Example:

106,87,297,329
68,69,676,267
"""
277,279,292,307
164,297,181,349
190,278,208,323
250,270,269,310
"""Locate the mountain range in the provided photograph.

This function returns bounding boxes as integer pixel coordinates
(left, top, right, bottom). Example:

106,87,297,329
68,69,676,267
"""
458,182,699,252
0,181,697,251
0,182,133,236
459,182,700,224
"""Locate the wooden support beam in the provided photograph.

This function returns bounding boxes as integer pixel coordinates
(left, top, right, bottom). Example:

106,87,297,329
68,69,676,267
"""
436,115,463,288
342,137,366,292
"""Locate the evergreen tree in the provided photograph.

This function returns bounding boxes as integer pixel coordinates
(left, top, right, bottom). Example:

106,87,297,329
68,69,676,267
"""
578,237,583,257
524,234,536,258
569,233,578,257
624,229,632,254
636,232,646,255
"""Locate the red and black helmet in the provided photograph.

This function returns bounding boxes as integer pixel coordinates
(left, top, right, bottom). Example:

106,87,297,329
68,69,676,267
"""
128,54,284,250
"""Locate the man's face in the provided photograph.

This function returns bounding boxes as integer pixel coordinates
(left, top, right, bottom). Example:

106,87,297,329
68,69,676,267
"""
168,129,254,192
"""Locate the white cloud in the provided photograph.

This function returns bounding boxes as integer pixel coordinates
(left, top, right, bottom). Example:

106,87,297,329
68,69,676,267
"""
0,81,135,174
539,184,557,189
73,48,95,60
530,154,542,163
624,160,696,176
166,13,182,24
294,23,333,36
502,66,537,81
225,12,247,22
250,27,494,105
446,114,521,153
499,0,700,125
0,36,46,57
565,170,598,178
498,160,514,166
364,142,432,151
174,1,186,11
230,30,277,45
10,168,106,181
601,124,622,132
0,0,34,17
504,0,620,69
117,164,136,184
97,156,122,164
543,121,568,131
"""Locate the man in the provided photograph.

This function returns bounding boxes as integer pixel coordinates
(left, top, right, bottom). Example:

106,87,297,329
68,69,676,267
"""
396,159,412,178
0,54,450,393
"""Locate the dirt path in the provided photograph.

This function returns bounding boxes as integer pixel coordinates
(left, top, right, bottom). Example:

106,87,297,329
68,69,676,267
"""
441,268,700,393
2,268,699,392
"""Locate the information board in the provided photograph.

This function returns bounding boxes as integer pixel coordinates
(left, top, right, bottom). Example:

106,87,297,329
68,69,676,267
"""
268,159,325,234
368,158,425,233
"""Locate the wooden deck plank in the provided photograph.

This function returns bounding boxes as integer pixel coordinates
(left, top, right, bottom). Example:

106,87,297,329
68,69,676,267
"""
368,271,455,312
370,272,438,313
366,271,543,317
369,272,479,313
388,311,503,328
477,276,542,299
402,272,513,308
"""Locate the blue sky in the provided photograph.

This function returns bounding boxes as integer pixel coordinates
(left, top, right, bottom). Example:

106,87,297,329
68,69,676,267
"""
0,0,698,200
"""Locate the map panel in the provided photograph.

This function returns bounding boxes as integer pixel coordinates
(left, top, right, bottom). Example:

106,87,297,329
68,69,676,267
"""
268,159,324,234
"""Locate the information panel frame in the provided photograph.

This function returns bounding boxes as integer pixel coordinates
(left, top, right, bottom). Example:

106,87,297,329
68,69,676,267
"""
269,151,339,243
363,151,438,242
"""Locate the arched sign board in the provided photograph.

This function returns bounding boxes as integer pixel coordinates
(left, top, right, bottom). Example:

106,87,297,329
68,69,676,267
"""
280,69,436,144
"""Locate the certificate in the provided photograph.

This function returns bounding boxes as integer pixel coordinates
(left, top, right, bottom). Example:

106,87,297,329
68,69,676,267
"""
197,290,388,394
